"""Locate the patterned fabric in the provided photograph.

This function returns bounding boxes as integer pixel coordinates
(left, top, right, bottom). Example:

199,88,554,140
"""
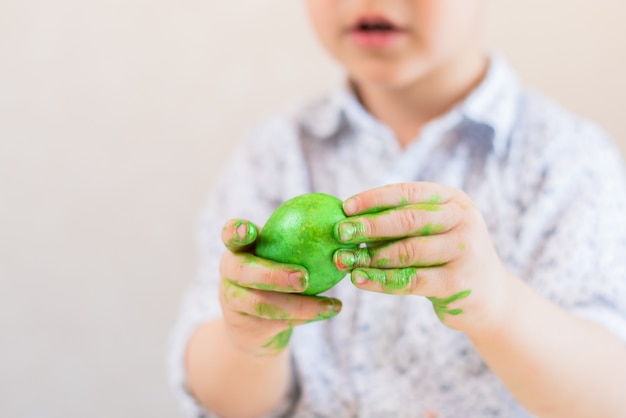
168,55,626,417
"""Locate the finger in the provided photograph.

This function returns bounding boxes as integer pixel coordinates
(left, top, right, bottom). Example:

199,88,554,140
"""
221,279,342,321
221,219,259,252
334,202,463,244
350,266,463,298
220,251,308,293
343,182,459,216
334,232,466,270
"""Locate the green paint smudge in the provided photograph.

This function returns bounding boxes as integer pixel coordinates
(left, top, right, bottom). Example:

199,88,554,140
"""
458,243,466,251
262,328,293,352
334,221,367,242
399,197,410,205
428,194,442,204
356,268,417,293
314,299,341,320
414,203,441,212
428,290,472,321
415,223,446,236
359,205,390,215
249,283,280,291
222,279,247,300
226,220,257,247
375,258,391,267
238,254,305,291
238,253,260,267
255,303,290,320
335,248,372,270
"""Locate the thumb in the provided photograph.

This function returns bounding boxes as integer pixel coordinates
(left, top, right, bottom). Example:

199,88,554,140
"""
221,219,259,252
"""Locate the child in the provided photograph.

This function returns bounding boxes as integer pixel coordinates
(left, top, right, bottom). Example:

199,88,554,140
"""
169,1,626,417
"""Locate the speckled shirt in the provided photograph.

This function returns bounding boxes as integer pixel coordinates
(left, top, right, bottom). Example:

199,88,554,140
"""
168,56,626,417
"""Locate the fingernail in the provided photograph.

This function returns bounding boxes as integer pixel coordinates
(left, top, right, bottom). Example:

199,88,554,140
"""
320,298,342,318
344,199,358,215
334,249,356,270
334,222,358,242
352,270,369,286
234,221,257,243
288,271,307,291
234,222,248,242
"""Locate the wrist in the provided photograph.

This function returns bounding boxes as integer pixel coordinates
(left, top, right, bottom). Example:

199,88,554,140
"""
465,268,528,342
221,317,293,361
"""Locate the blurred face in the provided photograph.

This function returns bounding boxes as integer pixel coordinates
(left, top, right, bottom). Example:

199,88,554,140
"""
305,0,485,90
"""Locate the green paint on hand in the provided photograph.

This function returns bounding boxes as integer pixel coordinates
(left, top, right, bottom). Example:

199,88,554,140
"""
359,205,390,215
415,203,441,212
428,290,472,321
458,243,466,251
355,268,417,293
226,220,258,247
315,298,342,320
262,328,293,352
255,303,290,320
399,197,410,205
222,279,247,300
335,221,367,242
334,248,373,270
428,194,442,204
238,253,260,267
415,223,446,236
249,282,280,291
236,254,307,292
375,258,391,267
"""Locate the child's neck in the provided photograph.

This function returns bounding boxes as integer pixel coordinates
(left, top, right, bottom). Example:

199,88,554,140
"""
354,48,488,149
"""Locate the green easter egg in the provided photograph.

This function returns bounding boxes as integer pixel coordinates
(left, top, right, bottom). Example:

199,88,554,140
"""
255,193,355,295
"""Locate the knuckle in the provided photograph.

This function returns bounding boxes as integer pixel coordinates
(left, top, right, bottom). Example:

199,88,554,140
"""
455,209,473,233
263,266,286,287
360,218,376,238
460,209,483,235
399,208,421,232
397,239,418,265
292,297,310,318
353,248,372,267
399,182,418,202
245,292,265,315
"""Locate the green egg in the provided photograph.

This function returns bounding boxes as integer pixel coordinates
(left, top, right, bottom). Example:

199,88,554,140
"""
255,193,356,295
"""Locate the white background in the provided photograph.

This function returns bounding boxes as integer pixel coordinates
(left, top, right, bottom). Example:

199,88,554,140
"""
1,1,624,416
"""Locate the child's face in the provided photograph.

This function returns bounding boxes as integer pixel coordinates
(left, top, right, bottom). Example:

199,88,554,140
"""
305,0,485,89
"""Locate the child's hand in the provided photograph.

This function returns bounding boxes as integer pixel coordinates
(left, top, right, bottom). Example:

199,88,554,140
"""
219,219,342,356
332,183,514,336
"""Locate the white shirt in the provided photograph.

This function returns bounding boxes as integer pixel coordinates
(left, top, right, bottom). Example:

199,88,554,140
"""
168,55,626,417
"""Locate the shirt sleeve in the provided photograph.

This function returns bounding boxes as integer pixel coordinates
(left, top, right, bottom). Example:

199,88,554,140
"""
516,123,626,342
166,118,309,417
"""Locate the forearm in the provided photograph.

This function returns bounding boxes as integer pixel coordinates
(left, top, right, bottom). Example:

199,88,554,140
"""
185,319,292,418
470,273,626,417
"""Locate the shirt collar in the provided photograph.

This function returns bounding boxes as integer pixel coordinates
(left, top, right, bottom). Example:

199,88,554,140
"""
460,54,522,157
304,53,522,157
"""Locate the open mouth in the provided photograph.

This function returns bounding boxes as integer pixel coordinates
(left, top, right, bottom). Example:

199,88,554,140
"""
355,20,398,32
349,16,406,47
351,16,404,33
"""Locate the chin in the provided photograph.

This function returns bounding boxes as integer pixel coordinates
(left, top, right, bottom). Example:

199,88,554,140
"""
348,60,428,91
